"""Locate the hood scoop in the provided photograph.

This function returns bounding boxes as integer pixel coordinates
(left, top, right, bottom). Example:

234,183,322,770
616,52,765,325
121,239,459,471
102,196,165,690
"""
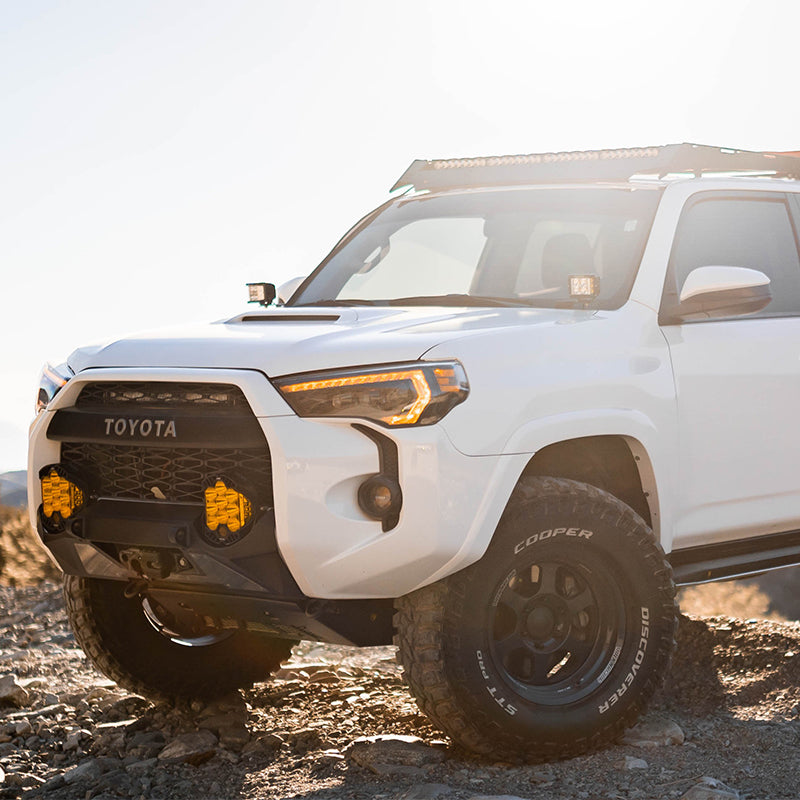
230,312,341,323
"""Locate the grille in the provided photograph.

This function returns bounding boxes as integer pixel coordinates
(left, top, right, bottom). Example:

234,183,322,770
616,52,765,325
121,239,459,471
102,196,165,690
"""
76,382,251,413
61,443,273,506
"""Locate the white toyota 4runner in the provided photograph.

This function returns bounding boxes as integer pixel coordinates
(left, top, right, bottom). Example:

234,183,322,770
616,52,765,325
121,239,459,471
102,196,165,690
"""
28,144,800,759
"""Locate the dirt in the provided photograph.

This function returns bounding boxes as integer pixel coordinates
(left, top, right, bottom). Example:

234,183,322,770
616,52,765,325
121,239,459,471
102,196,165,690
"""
2,507,800,800
0,507,58,586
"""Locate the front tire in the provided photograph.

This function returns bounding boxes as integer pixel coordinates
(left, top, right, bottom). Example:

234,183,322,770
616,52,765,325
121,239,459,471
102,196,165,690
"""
65,576,295,701
395,477,677,760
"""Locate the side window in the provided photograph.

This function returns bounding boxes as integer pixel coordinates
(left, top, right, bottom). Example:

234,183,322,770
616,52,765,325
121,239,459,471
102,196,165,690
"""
670,195,800,317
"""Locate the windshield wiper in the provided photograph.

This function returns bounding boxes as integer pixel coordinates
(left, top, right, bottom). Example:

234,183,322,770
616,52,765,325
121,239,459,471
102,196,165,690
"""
385,294,547,308
295,294,588,309
294,299,380,307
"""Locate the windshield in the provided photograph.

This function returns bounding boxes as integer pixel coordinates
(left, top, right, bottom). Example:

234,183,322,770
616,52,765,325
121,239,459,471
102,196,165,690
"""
290,186,661,310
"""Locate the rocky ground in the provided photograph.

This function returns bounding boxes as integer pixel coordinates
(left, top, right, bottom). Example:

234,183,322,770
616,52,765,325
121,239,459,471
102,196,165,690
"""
1,508,800,800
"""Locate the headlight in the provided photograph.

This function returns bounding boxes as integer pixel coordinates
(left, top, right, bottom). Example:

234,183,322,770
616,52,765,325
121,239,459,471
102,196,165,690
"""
274,361,469,426
35,362,74,414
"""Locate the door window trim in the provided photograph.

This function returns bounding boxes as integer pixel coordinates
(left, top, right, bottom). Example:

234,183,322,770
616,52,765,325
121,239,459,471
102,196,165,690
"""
658,190,800,326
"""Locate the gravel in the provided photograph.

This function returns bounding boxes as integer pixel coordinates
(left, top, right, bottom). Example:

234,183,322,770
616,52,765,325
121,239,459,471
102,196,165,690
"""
0,580,799,800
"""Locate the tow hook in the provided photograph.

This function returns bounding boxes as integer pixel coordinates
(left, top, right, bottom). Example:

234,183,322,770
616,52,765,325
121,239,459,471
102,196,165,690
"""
118,547,175,580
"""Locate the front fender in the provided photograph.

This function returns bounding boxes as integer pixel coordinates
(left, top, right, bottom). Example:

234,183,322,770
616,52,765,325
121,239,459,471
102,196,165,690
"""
421,410,673,588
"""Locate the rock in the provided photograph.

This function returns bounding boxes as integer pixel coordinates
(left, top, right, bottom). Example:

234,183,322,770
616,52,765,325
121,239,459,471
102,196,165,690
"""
466,796,533,800
128,730,166,748
399,784,454,799
287,727,326,754
157,730,218,765
368,763,427,778
127,730,165,759
621,718,685,747
198,712,245,732
196,693,247,719
64,728,92,751
30,703,67,718
348,735,447,772
317,748,345,764
620,756,649,770
218,724,250,750
125,757,158,777
242,733,284,755
41,774,66,792
94,718,138,732
0,675,28,707
84,686,121,703
528,769,555,785
63,758,105,784
274,662,330,679
95,768,134,795
681,777,740,800
307,670,340,684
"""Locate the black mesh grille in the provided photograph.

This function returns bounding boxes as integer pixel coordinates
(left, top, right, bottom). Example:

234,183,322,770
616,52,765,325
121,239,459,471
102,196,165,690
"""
60,443,273,505
76,382,251,414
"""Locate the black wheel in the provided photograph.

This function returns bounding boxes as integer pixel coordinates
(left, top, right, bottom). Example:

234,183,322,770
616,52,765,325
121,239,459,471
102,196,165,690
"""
64,576,296,701
394,477,677,760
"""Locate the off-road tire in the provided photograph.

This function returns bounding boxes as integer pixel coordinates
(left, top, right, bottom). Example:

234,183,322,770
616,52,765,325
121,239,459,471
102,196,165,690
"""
64,575,295,701
394,477,677,760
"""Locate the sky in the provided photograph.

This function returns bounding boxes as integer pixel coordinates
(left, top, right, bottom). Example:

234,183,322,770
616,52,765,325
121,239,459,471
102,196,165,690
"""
1,0,798,473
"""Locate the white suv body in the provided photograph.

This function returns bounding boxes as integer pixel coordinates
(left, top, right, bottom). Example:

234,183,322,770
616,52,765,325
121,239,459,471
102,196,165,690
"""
28,145,800,759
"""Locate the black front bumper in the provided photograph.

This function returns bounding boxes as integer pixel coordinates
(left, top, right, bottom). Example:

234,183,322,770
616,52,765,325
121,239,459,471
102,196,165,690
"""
38,498,393,647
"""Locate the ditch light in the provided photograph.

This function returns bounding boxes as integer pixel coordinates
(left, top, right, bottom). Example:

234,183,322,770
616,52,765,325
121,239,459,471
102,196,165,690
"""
569,274,600,299
247,282,276,307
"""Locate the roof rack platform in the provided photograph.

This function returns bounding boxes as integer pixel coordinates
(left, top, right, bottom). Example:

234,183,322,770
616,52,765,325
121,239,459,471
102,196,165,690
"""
391,143,800,192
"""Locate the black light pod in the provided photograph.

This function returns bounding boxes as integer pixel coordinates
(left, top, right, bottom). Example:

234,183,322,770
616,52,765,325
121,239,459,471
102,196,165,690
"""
247,282,277,306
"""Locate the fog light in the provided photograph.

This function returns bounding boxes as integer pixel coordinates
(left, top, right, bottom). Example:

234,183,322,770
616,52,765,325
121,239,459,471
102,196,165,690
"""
40,467,85,521
358,475,402,521
203,479,253,546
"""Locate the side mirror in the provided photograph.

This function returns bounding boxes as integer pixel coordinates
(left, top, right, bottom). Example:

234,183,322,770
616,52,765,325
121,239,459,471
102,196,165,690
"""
668,266,771,322
277,276,306,305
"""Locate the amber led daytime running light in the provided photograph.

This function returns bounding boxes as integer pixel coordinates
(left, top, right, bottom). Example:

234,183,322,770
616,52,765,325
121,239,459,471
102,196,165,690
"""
280,369,432,425
433,367,461,393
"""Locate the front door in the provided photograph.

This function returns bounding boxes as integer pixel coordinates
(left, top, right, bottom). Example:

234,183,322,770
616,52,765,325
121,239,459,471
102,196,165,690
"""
662,191,800,548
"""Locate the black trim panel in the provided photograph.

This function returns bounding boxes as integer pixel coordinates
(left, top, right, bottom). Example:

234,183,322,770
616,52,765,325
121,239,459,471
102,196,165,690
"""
669,528,800,585
352,423,402,531
47,408,265,448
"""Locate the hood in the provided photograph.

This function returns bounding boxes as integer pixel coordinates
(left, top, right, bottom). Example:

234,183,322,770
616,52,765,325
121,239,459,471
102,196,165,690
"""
67,305,589,377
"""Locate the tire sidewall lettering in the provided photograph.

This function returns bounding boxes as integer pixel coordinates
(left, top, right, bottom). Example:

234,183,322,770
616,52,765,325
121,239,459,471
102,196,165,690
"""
475,650,518,716
597,606,651,714
514,526,593,554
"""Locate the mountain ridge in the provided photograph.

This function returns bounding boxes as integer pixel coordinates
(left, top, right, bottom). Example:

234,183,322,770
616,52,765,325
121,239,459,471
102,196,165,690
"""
0,469,26,508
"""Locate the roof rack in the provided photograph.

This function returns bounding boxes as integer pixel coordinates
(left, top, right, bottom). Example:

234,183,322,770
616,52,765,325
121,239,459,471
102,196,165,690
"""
391,143,800,192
